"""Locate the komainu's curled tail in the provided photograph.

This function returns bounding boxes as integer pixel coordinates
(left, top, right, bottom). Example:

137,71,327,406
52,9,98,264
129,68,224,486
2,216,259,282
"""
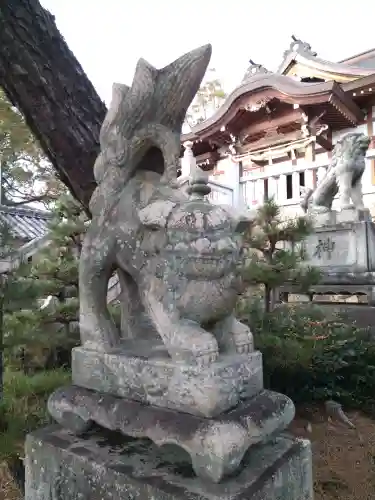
90,44,212,215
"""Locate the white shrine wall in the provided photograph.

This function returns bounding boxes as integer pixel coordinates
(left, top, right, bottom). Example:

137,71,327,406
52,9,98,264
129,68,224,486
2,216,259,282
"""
205,112,375,218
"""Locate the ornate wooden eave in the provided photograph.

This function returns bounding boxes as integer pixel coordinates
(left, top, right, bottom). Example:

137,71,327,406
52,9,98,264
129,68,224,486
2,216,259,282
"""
342,73,375,94
278,37,375,83
181,73,363,156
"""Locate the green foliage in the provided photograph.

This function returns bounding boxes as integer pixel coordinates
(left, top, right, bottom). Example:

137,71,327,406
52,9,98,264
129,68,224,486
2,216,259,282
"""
243,198,321,311
0,369,70,461
238,296,375,413
3,194,87,371
0,88,63,207
185,68,227,126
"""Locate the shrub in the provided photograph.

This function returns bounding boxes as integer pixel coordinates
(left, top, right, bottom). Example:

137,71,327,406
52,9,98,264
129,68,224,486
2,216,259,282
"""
0,369,70,462
238,295,375,413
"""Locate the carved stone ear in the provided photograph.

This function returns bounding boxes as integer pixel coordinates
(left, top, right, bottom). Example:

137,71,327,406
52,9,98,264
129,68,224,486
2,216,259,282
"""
99,83,130,148
138,200,177,230
154,44,212,132
121,58,157,138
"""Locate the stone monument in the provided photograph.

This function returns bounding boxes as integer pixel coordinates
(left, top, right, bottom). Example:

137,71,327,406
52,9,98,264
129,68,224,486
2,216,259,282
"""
298,133,375,303
25,45,313,499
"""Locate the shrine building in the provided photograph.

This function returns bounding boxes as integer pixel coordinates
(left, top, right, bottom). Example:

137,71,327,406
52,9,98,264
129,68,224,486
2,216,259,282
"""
180,37,375,217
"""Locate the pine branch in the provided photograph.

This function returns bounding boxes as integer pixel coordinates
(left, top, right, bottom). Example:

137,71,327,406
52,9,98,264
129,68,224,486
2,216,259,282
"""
6,194,50,206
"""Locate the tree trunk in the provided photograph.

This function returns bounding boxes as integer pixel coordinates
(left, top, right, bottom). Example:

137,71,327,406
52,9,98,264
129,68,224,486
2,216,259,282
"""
0,0,107,210
264,284,272,313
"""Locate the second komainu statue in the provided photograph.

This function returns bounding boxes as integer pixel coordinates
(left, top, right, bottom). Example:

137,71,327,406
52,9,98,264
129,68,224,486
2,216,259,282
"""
47,44,300,486
301,132,370,214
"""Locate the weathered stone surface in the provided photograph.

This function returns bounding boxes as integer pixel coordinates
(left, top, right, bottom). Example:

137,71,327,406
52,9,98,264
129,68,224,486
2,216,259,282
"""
47,385,295,483
71,345,261,417
311,210,337,227
25,425,313,500
79,44,253,367
302,219,375,272
301,132,370,215
335,206,371,224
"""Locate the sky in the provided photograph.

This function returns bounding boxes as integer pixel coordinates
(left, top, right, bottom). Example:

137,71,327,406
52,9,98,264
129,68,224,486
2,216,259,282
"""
41,0,375,105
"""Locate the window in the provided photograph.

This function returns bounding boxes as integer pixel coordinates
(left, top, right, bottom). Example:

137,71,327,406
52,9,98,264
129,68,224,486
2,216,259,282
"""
239,161,243,178
299,171,305,187
264,178,269,201
286,174,293,199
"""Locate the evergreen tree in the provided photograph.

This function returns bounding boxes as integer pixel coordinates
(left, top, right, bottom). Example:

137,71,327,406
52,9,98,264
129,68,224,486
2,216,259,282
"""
185,68,227,127
0,88,62,208
0,218,20,398
243,198,321,313
3,193,87,372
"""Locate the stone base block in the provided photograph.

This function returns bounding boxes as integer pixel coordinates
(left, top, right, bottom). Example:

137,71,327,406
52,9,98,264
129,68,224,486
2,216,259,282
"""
48,385,295,483
72,344,263,417
302,217,375,272
311,210,337,227
336,207,371,224
25,425,314,500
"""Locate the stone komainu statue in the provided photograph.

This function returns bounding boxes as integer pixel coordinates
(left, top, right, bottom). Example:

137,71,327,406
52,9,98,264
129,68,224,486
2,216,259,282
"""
79,44,253,365
301,132,371,213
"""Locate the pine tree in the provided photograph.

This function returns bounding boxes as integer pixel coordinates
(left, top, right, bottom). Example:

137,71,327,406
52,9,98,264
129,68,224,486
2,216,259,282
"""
0,218,21,398
243,198,321,313
0,88,62,207
3,193,87,372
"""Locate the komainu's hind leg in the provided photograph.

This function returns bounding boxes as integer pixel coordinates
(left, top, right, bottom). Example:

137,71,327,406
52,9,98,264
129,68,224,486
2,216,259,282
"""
350,181,365,210
337,172,354,210
79,227,120,352
117,268,157,341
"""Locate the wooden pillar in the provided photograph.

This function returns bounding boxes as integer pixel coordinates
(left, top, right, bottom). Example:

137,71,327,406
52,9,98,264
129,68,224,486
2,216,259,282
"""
181,141,196,177
326,128,333,161
305,141,316,164
231,158,241,207
292,171,300,201
367,106,375,185
305,168,315,189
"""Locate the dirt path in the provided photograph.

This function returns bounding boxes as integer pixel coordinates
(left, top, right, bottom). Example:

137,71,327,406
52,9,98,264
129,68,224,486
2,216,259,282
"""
290,405,375,499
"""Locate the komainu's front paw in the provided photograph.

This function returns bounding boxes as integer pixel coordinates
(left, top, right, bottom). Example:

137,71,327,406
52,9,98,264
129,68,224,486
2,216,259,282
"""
231,319,254,354
168,320,219,365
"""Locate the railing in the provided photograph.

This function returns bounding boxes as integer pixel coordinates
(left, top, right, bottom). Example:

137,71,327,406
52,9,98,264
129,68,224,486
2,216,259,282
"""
207,180,234,206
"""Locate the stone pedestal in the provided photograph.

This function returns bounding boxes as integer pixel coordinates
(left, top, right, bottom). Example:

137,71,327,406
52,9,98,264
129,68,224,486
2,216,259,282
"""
47,385,295,483
25,425,314,500
31,337,312,495
280,206,375,315
303,210,375,273
71,343,263,417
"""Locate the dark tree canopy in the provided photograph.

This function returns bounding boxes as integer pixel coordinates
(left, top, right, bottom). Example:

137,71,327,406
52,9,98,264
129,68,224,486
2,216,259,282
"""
0,0,108,210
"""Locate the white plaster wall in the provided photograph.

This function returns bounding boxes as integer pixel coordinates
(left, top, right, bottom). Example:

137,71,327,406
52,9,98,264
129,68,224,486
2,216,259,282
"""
209,157,234,186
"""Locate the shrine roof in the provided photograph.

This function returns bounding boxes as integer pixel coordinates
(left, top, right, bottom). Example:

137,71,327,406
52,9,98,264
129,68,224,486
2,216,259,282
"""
339,48,375,68
182,72,363,146
277,37,375,83
0,205,52,241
